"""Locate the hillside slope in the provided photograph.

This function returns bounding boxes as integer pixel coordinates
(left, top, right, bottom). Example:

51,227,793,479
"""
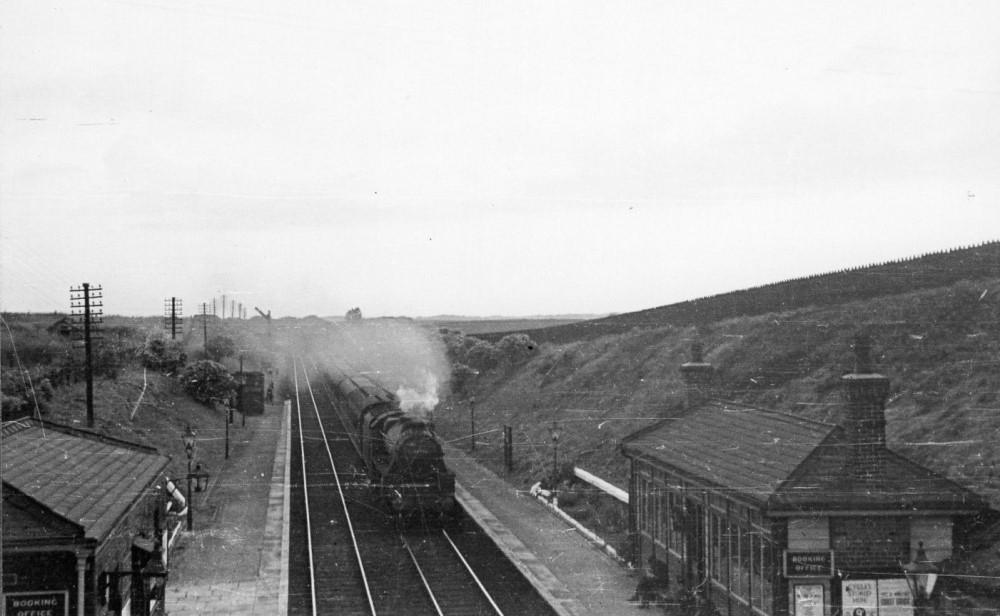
433,276,1000,512
479,240,1000,344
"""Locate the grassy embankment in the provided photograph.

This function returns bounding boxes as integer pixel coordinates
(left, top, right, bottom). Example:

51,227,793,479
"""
430,276,1000,558
1,313,279,486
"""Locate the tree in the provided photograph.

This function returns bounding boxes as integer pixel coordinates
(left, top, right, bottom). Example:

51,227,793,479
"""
141,336,187,373
497,333,538,366
205,335,237,362
180,360,237,405
345,307,363,321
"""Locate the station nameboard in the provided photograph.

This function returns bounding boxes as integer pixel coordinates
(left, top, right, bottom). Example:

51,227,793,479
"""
784,550,835,578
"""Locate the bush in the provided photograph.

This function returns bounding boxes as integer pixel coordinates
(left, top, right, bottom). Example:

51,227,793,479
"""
180,360,237,405
142,336,187,373
1,393,27,420
0,367,57,419
466,339,500,371
450,363,479,398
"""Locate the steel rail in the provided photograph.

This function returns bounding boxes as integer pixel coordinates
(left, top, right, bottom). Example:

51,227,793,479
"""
441,529,505,616
292,361,318,616
310,359,366,460
400,536,445,616
299,359,377,615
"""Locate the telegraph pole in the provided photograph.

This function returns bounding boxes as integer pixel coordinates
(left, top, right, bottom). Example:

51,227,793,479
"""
163,297,183,340
200,302,210,350
71,283,103,428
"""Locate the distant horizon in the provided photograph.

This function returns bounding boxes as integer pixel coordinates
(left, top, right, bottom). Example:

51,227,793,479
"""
6,238,995,320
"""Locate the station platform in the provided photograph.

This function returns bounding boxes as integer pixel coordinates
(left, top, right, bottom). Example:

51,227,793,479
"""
165,401,645,615
443,443,648,616
165,403,289,616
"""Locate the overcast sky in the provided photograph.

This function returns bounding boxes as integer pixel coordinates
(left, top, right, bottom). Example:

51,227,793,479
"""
2,1,998,318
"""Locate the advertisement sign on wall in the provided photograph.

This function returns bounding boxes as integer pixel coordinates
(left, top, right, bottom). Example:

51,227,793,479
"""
877,579,914,616
841,579,914,616
794,584,825,616
842,580,878,616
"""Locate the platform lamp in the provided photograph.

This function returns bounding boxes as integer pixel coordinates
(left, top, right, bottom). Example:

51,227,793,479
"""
550,421,560,498
239,350,247,426
903,541,940,614
182,425,196,531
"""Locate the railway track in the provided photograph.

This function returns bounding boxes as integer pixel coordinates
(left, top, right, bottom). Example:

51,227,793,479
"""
402,530,504,615
290,358,374,615
290,359,553,616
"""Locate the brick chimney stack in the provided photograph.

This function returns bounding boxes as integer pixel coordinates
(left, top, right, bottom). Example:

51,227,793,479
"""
680,341,714,410
842,334,891,481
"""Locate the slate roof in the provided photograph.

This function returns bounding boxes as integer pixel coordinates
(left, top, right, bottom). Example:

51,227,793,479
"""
622,402,986,512
622,401,837,505
773,436,985,513
2,483,87,546
2,419,170,543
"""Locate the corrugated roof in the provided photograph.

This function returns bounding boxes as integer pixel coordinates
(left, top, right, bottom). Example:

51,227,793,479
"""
622,402,837,505
2,420,170,542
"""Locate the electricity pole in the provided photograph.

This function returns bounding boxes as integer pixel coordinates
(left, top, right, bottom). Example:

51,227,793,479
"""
71,283,102,428
163,297,183,340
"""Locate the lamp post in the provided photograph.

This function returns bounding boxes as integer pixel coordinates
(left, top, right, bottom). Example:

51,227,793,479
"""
550,421,560,499
182,425,196,531
239,351,247,427
903,541,940,615
225,400,231,460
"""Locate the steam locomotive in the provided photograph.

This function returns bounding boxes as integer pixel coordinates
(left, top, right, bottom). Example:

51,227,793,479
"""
327,367,456,521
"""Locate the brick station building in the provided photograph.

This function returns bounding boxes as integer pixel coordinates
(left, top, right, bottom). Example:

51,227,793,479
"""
622,338,990,616
2,419,172,616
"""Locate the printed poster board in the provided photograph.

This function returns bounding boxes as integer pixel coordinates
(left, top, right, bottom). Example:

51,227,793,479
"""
877,579,914,616
794,584,825,616
842,579,878,616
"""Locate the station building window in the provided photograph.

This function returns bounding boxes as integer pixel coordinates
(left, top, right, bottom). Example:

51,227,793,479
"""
708,511,775,613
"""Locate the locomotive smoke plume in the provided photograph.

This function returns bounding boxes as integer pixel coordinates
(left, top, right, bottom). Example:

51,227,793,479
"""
396,371,440,419
272,314,451,415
